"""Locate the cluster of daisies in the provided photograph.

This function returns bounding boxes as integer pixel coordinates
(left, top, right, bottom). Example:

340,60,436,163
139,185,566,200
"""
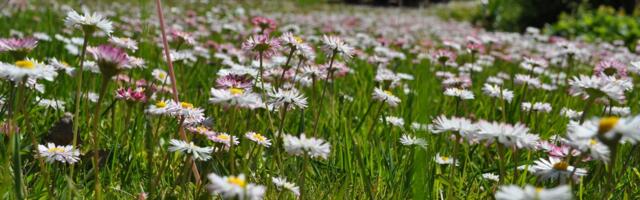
2,1,640,199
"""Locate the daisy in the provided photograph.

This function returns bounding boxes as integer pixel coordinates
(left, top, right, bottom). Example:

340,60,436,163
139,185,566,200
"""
165,101,206,125
216,74,253,89
594,60,627,78
570,116,640,143
514,74,541,88
568,75,626,103
560,108,582,120
399,134,427,148
434,153,457,165
209,87,263,108
482,173,499,182
36,97,65,110
371,87,401,107
482,84,514,102
444,88,474,100
0,58,58,82
209,133,240,147
476,120,539,149
495,185,571,200
321,35,354,59
242,34,280,58
282,134,331,159
384,116,405,127
0,37,38,57
48,58,75,76
245,132,271,147
168,139,214,161
87,44,130,77
531,157,587,181
431,49,456,64
64,9,113,35
429,115,476,138
146,100,171,115
37,143,80,164
521,102,552,113
272,177,300,196
109,37,138,52
151,68,171,84
268,88,307,110
207,173,266,200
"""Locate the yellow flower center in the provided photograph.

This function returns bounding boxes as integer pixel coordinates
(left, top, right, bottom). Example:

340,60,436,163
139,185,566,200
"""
217,134,230,141
181,102,194,109
552,161,569,171
442,156,449,161
535,187,542,193
227,176,247,188
196,126,208,133
61,61,70,67
15,60,35,69
294,36,303,44
384,90,394,96
155,101,167,108
229,87,245,95
158,73,166,79
598,117,619,134
253,133,266,142
47,147,64,153
589,139,598,145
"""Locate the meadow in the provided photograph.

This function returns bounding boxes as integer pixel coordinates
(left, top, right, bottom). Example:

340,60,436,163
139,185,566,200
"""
0,0,639,199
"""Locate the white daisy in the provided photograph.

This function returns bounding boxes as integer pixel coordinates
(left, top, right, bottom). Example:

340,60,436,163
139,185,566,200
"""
165,101,206,125
399,134,427,149
434,153,457,165
444,88,474,100
168,139,214,161
482,173,499,182
560,108,582,120
272,177,300,196
476,120,539,149
531,157,587,181
482,84,514,102
206,173,266,200
244,132,271,147
0,58,58,82
151,68,171,84
145,100,171,115
210,88,263,109
210,133,240,147
568,75,626,103
64,9,113,35
495,185,571,200
268,88,307,110
383,116,405,127
521,102,552,113
430,115,476,138
372,87,401,107
36,97,65,110
37,143,80,164
109,37,138,52
322,35,354,59
283,134,331,159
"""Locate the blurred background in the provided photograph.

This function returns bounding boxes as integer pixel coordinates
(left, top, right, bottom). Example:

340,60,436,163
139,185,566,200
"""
327,0,640,50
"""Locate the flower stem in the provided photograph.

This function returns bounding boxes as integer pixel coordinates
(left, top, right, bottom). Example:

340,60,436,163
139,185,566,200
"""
311,50,337,137
90,76,110,200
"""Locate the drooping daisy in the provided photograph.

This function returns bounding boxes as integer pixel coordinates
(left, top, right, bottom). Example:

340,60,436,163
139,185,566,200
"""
0,58,58,82
444,88,474,100
283,134,331,159
495,185,571,200
37,143,80,164
245,132,271,147
399,134,427,149
272,177,300,196
434,153,457,165
268,88,307,110
531,156,587,181
372,87,401,107
168,139,214,161
207,173,266,200
64,9,113,35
